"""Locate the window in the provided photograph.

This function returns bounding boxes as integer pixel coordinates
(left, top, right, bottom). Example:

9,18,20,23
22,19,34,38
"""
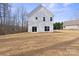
45,26,50,31
36,17,38,20
50,17,52,21
32,26,37,32
43,17,45,21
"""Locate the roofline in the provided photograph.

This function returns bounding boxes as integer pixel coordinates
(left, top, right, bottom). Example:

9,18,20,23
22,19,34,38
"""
27,4,54,18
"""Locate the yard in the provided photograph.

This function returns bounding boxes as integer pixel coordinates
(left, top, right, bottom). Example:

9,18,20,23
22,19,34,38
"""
0,30,79,56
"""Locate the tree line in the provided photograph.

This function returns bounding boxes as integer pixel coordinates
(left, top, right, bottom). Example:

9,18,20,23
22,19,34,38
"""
0,3,28,35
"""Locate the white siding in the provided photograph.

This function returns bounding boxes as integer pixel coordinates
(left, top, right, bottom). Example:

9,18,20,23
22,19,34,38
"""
28,6,53,32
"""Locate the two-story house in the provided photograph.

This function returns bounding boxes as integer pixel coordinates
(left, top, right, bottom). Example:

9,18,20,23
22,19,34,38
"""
27,5,54,32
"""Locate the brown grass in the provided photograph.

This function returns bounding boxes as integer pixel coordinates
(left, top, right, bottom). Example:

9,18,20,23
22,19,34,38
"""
0,30,79,56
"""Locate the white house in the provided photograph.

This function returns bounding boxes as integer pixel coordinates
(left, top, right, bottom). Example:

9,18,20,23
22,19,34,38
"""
27,5,54,32
63,19,79,29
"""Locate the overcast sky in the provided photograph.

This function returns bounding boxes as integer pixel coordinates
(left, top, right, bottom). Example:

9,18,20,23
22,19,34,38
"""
11,3,79,22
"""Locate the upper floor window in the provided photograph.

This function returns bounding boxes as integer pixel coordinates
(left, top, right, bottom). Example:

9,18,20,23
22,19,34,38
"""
36,17,38,20
43,17,45,21
50,17,52,21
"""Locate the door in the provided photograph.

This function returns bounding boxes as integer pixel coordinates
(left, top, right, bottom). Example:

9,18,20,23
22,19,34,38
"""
32,26,37,32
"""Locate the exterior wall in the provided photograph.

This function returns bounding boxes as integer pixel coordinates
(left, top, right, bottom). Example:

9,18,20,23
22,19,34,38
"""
28,7,53,32
63,25,79,29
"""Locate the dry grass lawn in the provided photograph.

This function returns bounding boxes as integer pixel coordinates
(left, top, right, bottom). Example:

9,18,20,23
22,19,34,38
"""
0,30,79,56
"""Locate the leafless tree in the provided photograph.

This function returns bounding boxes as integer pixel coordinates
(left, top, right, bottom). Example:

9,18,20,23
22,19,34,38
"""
0,3,11,34
20,6,27,31
0,3,28,35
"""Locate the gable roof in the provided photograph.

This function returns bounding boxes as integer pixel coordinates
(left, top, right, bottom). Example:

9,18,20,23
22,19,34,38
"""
64,19,79,26
27,4,54,18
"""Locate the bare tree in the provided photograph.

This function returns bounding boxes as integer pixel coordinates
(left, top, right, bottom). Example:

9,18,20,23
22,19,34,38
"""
0,3,28,35
20,6,27,31
0,3,11,34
